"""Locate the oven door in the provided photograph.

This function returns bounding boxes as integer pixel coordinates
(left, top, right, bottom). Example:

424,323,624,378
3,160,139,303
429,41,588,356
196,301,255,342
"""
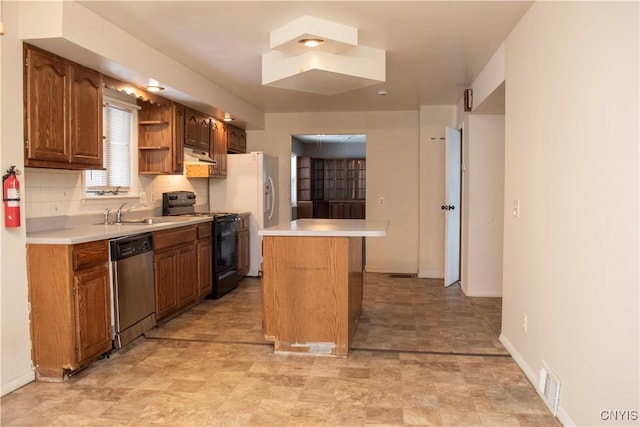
214,216,239,272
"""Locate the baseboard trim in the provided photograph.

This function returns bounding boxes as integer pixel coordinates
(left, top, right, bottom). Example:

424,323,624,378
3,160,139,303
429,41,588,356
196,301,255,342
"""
463,290,503,297
499,334,575,427
1,371,35,396
418,269,443,279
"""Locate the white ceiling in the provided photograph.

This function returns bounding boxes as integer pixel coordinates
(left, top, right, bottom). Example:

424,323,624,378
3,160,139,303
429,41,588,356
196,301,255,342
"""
79,1,531,114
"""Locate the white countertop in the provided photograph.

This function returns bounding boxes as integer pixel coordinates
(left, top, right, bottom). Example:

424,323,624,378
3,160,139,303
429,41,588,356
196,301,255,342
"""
26,216,212,245
258,219,388,237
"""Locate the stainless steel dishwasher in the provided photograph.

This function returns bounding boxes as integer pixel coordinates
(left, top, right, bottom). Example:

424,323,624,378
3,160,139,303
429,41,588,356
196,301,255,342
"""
110,233,156,349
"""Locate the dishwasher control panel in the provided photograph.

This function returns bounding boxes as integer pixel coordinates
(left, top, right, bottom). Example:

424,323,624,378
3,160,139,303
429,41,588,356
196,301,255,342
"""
110,233,153,261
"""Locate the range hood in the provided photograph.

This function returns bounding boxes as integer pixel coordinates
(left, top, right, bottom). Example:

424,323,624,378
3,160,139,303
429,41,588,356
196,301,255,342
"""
184,148,216,164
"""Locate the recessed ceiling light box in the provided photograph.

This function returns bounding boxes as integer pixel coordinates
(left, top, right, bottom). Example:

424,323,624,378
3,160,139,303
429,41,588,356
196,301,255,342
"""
262,16,386,95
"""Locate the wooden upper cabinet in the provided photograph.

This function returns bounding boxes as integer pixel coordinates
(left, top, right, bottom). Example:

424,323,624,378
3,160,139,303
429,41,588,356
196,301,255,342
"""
227,124,247,154
210,119,227,178
185,108,210,151
70,65,103,166
24,44,104,169
25,46,71,165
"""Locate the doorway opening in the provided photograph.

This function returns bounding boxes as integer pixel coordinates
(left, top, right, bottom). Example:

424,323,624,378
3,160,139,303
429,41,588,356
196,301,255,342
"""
290,134,366,220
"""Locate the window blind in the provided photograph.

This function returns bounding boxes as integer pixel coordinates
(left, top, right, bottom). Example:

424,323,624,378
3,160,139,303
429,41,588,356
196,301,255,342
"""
85,103,132,191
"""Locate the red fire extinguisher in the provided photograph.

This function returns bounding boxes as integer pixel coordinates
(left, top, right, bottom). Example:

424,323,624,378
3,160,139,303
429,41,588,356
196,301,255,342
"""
3,166,21,228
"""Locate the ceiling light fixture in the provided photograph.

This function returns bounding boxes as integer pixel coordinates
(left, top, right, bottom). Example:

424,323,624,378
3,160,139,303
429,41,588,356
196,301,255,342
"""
378,89,388,96
145,85,164,92
263,16,386,95
223,113,233,122
298,38,324,48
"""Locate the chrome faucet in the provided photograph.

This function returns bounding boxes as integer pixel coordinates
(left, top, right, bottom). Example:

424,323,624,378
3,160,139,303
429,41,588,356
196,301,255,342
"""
115,202,148,223
103,208,112,225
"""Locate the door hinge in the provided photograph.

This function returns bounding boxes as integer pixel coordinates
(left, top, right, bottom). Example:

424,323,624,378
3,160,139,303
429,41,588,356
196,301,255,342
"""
27,302,32,313
75,345,79,354
25,140,29,150
25,57,29,68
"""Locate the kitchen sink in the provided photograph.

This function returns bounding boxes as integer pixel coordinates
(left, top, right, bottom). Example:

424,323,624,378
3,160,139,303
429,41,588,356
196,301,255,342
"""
97,217,193,225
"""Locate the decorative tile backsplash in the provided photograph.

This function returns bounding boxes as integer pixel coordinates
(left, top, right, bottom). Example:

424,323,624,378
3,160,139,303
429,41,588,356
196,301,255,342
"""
25,168,209,218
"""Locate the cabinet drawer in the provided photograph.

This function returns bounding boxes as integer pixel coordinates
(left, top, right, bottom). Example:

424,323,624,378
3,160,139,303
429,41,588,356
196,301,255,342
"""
197,222,212,240
239,214,250,230
153,226,197,251
73,240,108,271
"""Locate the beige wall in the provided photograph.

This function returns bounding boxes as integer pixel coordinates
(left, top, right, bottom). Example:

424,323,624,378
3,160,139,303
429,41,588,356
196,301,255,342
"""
461,115,504,297
502,2,639,425
248,111,421,273
1,1,35,394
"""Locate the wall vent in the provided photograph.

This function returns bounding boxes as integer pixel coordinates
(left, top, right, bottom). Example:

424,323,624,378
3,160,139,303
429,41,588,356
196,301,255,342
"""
388,273,415,279
538,362,561,415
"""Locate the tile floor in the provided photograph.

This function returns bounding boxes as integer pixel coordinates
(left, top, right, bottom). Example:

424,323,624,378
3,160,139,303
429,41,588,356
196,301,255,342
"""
2,273,560,426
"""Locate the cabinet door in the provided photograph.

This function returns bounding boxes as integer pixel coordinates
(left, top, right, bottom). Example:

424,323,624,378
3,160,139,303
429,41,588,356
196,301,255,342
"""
197,239,213,298
69,65,103,166
350,201,366,219
25,46,71,165
185,109,200,149
177,244,198,307
238,230,250,277
154,249,179,320
198,116,210,151
330,202,345,219
210,120,227,177
311,158,324,200
227,125,238,152
73,265,112,365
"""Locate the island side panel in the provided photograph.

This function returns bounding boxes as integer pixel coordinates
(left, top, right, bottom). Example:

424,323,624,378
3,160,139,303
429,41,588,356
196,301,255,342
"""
348,237,364,344
262,235,350,355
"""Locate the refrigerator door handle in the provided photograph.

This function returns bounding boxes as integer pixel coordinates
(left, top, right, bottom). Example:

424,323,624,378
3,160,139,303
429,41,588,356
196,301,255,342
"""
266,175,275,220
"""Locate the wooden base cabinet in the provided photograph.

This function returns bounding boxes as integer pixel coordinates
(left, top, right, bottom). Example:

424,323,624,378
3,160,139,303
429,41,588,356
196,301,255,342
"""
27,240,112,380
237,213,250,278
153,225,199,321
329,200,366,219
197,223,213,298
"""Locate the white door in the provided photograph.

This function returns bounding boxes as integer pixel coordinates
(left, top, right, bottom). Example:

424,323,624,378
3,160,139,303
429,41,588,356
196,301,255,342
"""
444,127,461,287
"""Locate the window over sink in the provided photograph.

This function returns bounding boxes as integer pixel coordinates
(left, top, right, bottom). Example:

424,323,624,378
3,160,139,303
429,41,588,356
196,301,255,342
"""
84,89,139,197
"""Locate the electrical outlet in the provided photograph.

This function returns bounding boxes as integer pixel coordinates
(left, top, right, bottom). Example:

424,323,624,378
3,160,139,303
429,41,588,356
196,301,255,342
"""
139,192,147,204
150,193,156,203
522,312,528,333
378,197,384,206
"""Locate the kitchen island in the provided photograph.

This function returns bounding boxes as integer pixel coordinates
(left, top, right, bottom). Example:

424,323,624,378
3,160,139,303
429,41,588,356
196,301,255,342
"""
258,219,388,356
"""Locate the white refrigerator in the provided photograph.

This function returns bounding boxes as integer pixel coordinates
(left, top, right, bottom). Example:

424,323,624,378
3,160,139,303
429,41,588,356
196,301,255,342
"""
209,152,279,277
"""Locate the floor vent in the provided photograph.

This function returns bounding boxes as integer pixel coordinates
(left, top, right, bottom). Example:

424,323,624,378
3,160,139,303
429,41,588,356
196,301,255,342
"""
538,362,561,415
388,273,416,279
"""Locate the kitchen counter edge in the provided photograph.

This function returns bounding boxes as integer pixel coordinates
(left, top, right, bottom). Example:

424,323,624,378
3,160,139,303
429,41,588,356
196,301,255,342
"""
26,216,213,245
258,219,388,237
